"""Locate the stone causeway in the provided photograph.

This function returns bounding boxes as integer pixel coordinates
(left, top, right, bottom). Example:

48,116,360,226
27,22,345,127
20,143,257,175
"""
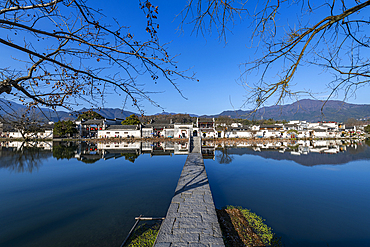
154,137,225,247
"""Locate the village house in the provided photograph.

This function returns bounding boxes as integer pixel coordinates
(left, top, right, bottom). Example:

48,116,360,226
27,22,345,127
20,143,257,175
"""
142,119,175,138
196,118,216,138
257,124,285,138
98,124,141,138
225,125,253,138
174,122,193,139
0,121,54,139
77,119,107,138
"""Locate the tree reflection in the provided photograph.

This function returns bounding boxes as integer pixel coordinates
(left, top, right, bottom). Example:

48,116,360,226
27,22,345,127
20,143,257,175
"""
122,153,139,163
365,139,370,147
53,142,78,160
216,148,233,164
0,142,51,173
79,158,100,164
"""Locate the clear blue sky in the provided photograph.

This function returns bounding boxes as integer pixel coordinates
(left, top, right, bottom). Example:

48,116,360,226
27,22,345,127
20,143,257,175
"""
97,0,370,116
2,1,370,115
93,0,255,115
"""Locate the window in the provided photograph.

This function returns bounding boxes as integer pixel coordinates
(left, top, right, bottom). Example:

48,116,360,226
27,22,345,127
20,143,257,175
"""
115,132,119,134
124,132,128,134
106,132,110,134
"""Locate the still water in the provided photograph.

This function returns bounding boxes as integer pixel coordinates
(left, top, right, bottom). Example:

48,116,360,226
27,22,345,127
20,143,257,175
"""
0,141,186,247
205,140,370,247
1,140,370,247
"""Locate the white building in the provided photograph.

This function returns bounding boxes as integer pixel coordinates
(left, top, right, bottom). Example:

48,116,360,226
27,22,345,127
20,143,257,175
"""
98,125,141,138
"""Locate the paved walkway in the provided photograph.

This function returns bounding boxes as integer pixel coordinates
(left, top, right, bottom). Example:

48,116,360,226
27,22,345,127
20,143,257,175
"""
154,137,224,247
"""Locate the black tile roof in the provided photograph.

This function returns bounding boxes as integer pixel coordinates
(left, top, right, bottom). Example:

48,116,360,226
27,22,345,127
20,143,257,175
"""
106,125,139,130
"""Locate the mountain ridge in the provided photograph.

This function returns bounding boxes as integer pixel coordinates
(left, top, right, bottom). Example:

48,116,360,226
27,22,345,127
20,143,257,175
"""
1,99,370,122
210,99,370,122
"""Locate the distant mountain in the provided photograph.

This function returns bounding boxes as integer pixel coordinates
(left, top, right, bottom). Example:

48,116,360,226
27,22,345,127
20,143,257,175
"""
2,98,370,122
214,99,370,122
0,100,137,122
0,100,71,122
74,108,136,120
154,111,199,117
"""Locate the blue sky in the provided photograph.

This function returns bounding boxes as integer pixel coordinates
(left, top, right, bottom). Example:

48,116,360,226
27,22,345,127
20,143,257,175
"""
95,0,370,115
2,0,370,116
93,0,254,115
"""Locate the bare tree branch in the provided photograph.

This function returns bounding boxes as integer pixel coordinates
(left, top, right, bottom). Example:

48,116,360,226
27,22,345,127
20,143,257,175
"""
0,0,194,118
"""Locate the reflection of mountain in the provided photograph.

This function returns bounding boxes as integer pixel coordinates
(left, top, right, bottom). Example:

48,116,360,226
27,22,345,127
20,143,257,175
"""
219,144,370,166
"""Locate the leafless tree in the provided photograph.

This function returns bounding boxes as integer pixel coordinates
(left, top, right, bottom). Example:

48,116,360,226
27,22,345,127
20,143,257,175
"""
180,0,370,111
0,0,193,116
1,108,45,139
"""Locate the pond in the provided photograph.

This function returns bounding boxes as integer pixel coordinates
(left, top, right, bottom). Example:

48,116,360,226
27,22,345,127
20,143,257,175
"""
204,139,370,247
0,139,370,247
0,141,187,247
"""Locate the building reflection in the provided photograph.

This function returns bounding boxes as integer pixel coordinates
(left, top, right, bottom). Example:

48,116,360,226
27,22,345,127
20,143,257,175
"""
212,139,361,155
201,141,216,159
71,140,190,163
1,139,369,170
0,141,53,173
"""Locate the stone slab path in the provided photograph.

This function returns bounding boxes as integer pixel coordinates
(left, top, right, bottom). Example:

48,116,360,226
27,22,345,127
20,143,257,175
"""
154,137,224,247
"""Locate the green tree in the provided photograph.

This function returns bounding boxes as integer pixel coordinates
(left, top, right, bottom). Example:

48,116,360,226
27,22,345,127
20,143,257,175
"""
77,111,104,121
53,120,77,137
364,125,370,133
263,118,276,125
121,114,141,125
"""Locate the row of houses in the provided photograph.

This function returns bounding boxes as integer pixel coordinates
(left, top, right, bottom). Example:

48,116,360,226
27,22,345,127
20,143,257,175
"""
76,118,215,139
0,122,54,139
221,120,365,139
77,118,366,139
0,118,367,139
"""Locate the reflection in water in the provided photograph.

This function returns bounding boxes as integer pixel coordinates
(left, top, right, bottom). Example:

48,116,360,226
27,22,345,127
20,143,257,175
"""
205,141,370,247
216,148,233,164
1,139,369,172
206,139,370,166
0,143,187,247
75,141,189,163
1,138,370,247
53,142,78,160
1,140,190,172
0,141,53,173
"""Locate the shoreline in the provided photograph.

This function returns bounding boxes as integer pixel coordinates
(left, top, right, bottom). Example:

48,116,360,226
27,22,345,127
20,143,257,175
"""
0,136,365,142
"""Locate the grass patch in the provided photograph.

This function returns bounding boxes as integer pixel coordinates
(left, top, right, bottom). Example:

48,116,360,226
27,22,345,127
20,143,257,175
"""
123,221,160,247
217,206,282,247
